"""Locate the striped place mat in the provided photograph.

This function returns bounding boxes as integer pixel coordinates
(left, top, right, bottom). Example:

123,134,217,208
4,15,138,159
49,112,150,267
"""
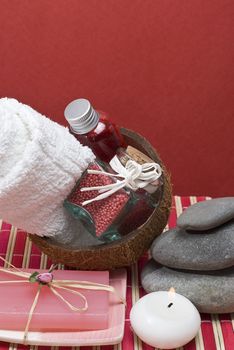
0,196,233,350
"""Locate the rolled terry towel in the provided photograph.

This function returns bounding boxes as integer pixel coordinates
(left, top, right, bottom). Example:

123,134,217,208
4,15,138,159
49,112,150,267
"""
0,98,95,245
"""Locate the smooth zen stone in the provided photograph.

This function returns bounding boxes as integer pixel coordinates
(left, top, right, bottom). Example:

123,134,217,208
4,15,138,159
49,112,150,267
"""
151,221,234,270
141,259,234,313
177,197,234,230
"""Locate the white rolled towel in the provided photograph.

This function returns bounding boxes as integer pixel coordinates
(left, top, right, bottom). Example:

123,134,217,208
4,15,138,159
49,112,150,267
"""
0,98,95,245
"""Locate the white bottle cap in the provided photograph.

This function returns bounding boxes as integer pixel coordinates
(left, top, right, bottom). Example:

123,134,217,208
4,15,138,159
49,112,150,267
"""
64,98,99,134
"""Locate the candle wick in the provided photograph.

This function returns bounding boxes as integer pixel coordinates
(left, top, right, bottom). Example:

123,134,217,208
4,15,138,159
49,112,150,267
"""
167,302,173,308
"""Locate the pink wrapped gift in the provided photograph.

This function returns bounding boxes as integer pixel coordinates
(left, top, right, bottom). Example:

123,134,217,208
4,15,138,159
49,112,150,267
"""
0,268,110,332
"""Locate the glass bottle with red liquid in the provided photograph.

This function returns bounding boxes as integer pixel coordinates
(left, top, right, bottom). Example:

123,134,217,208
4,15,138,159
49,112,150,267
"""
64,98,126,163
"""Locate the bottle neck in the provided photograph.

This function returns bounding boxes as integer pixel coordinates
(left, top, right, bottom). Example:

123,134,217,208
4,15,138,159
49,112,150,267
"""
64,99,100,135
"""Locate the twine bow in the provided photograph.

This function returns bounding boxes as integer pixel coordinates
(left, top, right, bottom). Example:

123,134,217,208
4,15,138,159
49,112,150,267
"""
81,156,162,206
0,256,124,344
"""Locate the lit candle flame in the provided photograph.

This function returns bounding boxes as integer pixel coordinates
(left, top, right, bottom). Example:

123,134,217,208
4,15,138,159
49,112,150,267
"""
167,287,175,308
168,287,175,300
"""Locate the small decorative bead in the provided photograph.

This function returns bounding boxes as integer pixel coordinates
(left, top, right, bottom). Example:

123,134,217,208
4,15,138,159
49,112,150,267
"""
36,272,53,284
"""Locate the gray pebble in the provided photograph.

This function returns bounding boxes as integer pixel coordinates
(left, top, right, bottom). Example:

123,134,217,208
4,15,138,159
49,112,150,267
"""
141,259,234,313
151,221,234,270
177,197,234,231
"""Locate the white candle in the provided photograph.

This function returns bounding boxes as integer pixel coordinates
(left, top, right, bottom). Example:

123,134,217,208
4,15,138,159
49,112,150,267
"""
130,291,201,349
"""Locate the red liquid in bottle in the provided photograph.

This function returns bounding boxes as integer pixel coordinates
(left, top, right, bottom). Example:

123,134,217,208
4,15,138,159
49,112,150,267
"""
74,111,126,163
65,99,126,163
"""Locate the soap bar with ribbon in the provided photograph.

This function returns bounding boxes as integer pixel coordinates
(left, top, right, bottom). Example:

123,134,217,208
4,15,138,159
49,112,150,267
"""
64,155,162,242
0,260,110,334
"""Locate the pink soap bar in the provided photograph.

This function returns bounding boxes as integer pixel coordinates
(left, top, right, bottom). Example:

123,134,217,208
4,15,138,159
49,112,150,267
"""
0,269,109,331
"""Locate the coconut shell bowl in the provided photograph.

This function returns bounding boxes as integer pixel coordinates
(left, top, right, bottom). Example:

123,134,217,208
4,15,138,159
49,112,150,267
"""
29,129,172,270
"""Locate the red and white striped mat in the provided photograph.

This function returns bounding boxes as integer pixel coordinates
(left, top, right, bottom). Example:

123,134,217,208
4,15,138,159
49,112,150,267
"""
0,196,233,350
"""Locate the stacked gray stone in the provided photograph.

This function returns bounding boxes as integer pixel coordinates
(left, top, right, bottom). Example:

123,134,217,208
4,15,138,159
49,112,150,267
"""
141,198,234,313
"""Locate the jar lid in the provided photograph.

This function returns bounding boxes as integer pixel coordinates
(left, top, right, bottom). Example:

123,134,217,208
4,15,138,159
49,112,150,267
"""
64,98,99,134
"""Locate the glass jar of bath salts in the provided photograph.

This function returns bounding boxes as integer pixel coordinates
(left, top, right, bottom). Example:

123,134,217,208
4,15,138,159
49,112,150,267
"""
64,161,134,242
64,151,163,243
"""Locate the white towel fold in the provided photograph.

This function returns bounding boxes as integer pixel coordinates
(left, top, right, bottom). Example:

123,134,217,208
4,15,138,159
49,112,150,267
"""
0,98,95,244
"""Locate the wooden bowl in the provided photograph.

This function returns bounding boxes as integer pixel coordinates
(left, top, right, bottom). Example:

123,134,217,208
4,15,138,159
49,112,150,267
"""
29,129,172,270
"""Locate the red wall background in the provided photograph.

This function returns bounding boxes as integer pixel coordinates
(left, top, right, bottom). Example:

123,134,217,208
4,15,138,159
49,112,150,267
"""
0,0,233,197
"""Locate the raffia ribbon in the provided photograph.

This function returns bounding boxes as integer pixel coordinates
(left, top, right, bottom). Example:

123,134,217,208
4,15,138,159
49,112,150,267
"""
0,256,125,344
81,156,162,206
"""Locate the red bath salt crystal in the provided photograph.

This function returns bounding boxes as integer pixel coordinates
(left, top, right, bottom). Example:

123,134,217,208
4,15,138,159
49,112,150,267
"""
69,164,129,237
